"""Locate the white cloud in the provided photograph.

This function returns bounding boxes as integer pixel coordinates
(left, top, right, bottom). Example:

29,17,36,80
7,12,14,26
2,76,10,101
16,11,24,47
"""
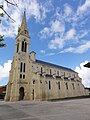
50,20,65,33
60,47,74,53
47,27,79,50
73,0,90,23
39,1,90,52
39,19,65,39
75,41,90,53
77,30,90,39
0,60,12,81
75,61,90,87
40,50,46,54
46,53,55,56
39,19,65,50
60,40,90,54
0,0,52,38
65,28,76,40
39,27,50,39
48,37,64,49
0,8,21,37
77,0,90,15
46,26,90,51
64,3,73,18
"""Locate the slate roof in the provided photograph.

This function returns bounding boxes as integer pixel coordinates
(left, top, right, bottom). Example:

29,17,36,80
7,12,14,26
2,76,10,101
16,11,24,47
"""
36,59,76,73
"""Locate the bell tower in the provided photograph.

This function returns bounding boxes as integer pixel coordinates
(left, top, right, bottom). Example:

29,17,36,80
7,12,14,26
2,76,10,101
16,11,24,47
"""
16,11,30,54
5,11,30,101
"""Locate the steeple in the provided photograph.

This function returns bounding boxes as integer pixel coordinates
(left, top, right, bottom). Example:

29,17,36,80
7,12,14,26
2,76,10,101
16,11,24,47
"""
15,10,30,54
17,11,30,38
20,11,27,31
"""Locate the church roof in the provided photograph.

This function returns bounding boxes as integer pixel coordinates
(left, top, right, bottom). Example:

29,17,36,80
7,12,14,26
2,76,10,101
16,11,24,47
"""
36,59,76,73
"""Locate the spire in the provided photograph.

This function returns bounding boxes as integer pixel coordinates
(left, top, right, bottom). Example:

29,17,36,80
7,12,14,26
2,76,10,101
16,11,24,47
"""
17,10,29,38
21,10,27,31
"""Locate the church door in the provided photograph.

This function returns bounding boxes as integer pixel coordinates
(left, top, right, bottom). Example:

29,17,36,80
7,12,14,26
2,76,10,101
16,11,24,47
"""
19,87,25,100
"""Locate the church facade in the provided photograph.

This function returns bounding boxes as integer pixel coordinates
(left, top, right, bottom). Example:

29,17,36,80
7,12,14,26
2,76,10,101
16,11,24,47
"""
5,12,88,102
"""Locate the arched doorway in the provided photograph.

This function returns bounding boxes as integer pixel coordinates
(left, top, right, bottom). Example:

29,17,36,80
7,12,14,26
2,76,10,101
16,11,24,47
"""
19,87,24,100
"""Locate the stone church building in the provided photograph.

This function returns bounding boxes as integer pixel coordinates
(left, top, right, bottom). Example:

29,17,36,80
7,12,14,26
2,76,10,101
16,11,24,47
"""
5,12,87,101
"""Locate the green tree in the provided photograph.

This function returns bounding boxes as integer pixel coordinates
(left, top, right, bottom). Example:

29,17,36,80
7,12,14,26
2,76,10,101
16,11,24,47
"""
0,35,6,47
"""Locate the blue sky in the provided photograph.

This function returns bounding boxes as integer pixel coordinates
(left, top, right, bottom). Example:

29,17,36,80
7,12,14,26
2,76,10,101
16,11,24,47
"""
0,0,90,87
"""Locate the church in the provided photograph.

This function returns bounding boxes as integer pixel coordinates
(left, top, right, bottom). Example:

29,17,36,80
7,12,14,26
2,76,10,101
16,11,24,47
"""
5,12,88,101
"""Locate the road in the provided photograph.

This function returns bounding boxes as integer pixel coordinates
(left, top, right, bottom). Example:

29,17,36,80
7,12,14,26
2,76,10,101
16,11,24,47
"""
0,98,90,120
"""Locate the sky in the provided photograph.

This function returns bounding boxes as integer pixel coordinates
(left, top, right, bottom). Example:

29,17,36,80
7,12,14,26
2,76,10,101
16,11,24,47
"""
0,0,90,87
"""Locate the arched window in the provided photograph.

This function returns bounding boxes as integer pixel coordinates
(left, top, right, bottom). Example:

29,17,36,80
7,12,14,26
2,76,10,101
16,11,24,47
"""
17,43,19,52
21,41,27,52
20,62,23,72
20,62,26,73
72,83,75,89
50,69,52,75
23,63,26,72
49,81,51,90
25,42,27,52
21,41,24,52
41,67,43,76
66,83,68,90
23,75,25,79
58,82,60,90
33,80,35,84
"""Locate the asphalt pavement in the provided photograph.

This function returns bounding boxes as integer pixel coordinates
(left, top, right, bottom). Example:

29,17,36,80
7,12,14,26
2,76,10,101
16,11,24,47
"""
0,98,90,120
